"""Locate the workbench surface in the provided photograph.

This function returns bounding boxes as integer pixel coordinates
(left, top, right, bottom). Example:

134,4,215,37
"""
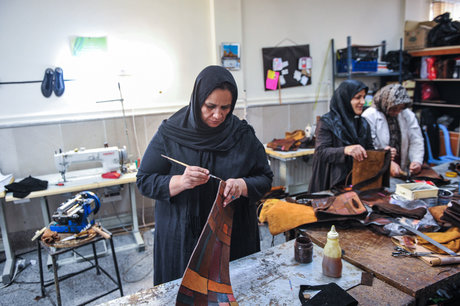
300,224,460,304
102,239,364,305
4,168,136,201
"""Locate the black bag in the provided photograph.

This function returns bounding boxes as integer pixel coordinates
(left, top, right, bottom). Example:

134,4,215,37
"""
427,13,460,47
382,50,413,80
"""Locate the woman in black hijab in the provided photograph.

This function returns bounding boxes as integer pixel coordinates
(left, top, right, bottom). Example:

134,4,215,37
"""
308,80,374,193
137,65,273,285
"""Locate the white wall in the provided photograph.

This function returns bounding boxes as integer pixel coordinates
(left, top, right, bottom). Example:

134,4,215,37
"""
0,0,215,126
0,0,412,128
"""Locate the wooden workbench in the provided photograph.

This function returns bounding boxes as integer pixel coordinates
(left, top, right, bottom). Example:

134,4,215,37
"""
299,224,460,305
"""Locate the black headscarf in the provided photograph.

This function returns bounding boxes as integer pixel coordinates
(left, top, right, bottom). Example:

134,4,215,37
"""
321,80,369,146
158,65,250,151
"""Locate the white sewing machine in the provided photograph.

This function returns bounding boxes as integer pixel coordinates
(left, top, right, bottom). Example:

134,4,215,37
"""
54,146,127,182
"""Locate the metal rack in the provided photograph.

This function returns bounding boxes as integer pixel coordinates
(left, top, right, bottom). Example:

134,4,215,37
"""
331,36,403,90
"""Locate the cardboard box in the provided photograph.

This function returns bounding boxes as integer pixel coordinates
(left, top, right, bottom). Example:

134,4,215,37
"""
404,20,436,50
395,183,439,200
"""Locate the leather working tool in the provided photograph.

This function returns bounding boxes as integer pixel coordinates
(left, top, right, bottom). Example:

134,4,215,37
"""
160,154,224,181
49,191,101,233
393,217,458,256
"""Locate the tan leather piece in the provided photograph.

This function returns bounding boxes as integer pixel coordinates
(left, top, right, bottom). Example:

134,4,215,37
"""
352,150,390,191
259,199,317,236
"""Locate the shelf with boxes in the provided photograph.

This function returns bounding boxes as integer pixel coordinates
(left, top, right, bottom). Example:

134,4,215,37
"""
408,46,460,109
331,36,403,91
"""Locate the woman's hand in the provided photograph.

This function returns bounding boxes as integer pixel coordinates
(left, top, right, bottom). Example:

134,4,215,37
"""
384,146,397,161
169,166,210,197
409,162,422,175
344,145,367,161
223,178,248,207
390,161,402,177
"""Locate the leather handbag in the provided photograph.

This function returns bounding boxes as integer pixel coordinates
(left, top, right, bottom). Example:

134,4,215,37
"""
310,191,367,220
351,149,390,191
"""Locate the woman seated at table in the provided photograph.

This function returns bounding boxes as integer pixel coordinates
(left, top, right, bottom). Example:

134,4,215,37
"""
362,84,424,177
309,80,374,193
136,65,273,285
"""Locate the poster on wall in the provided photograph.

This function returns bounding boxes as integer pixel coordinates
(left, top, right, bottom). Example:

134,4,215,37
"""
221,43,240,70
262,44,311,90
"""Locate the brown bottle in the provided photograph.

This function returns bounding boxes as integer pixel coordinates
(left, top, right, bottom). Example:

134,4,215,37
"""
322,225,342,278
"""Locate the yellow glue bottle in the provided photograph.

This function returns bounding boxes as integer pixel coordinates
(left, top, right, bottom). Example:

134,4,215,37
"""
322,225,342,278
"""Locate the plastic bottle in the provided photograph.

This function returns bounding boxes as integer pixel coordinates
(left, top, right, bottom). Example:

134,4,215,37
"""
322,225,342,278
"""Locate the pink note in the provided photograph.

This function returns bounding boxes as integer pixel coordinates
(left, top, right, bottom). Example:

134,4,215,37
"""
265,70,279,90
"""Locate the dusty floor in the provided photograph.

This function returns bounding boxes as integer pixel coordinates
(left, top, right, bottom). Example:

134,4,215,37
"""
0,224,284,306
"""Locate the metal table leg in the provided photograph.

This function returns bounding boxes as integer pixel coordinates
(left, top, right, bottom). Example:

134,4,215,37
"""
109,236,124,296
39,197,54,267
0,198,15,284
37,240,45,297
92,241,101,275
51,255,62,306
129,183,145,251
279,159,289,193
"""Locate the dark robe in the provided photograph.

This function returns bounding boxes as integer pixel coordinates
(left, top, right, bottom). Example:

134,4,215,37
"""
309,80,374,193
136,66,273,285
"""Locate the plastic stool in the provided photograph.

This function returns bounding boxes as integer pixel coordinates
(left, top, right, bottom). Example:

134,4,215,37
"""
438,124,460,162
423,127,444,165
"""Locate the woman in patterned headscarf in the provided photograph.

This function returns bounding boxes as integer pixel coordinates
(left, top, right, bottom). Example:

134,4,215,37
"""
362,84,424,177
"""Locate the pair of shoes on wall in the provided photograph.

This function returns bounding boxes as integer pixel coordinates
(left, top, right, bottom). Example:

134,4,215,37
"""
41,67,65,97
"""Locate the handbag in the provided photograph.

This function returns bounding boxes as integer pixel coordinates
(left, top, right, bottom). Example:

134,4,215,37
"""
351,149,390,191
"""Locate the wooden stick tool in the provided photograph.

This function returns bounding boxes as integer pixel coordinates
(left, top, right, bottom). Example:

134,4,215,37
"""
161,154,223,181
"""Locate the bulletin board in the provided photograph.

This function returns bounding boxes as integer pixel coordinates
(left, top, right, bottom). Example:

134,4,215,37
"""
262,44,311,91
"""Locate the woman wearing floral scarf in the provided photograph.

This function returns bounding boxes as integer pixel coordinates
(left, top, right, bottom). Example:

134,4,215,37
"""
362,84,424,177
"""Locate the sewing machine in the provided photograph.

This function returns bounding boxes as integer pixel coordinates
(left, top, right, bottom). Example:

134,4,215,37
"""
54,146,127,182
49,191,101,233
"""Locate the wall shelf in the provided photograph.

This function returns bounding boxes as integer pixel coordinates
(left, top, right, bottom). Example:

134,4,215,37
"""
331,36,403,91
407,45,460,57
413,102,460,108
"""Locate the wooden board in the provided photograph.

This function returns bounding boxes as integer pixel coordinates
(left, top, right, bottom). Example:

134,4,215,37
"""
348,277,415,306
299,224,460,302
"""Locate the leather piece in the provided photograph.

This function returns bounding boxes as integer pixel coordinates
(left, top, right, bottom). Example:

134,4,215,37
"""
267,138,297,151
311,191,367,220
176,181,238,305
351,150,390,191
371,202,427,220
258,199,317,236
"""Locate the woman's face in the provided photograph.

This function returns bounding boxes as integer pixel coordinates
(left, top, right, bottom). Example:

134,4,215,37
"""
350,89,366,115
387,104,405,117
200,88,233,128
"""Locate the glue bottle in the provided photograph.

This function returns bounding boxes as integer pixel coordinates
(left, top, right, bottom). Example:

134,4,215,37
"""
322,225,342,278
